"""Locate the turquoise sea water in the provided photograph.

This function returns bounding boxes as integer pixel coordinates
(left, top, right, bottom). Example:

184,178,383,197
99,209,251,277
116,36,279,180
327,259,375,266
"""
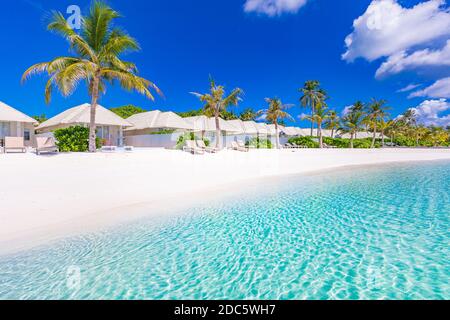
0,161,449,300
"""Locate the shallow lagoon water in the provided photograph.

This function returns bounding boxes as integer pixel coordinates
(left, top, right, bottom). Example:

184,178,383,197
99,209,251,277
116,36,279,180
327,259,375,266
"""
1,161,449,299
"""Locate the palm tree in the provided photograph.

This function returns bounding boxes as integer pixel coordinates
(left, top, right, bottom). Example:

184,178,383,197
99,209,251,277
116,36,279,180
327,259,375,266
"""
22,1,160,152
339,110,365,148
239,108,258,121
302,102,329,148
191,77,243,149
378,119,394,146
300,80,326,136
366,99,390,148
324,110,340,138
402,109,421,146
261,98,293,149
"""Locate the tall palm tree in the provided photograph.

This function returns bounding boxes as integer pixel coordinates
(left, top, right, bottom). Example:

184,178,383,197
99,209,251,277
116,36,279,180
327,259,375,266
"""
366,99,390,148
378,119,394,146
22,1,161,152
300,80,326,136
339,110,364,148
302,102,329,148
262,98,293,149
324,110,340,138
191,77,243,149
402,109,421,146
348,101,365,138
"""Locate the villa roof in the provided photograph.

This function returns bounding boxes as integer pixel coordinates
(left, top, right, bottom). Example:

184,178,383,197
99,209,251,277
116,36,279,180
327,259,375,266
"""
37,103,132,130
125,110,192,131
0,101,37,124
184,116,240,132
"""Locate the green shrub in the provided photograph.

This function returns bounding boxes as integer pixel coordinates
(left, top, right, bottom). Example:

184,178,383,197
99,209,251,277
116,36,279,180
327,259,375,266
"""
246,137,272,149
53,126,102,152
176,132,210,149
288,136,319,148
323,137,350,148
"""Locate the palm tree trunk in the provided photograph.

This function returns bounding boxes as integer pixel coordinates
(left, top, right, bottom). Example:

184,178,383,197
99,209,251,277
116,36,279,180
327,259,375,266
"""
371,123,377,148
381,129,385,146
89,76,100,153
215,111,221,149
331,128,335,139
350,132,354,149
275,122,280,149
310,104,315,137
318,123,323,148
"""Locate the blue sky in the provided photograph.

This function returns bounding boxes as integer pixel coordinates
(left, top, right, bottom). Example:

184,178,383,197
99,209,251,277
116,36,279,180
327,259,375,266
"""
1,0,449,126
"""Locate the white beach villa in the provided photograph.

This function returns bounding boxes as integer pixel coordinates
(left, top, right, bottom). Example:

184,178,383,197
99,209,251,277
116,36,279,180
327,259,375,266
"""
37,103,132,147
0,101,38,147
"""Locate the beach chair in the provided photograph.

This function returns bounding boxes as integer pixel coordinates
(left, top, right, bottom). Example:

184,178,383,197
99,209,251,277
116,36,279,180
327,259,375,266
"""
231,141,248,152
35,137,59,155
237,140,250,152
4,137,26,153
196,140,218,153
284,143,295,149
183,140,204,155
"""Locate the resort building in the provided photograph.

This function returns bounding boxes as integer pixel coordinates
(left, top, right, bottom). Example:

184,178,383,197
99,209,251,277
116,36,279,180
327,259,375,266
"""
124,110,192,148
0,101,37,147
37,103,132,146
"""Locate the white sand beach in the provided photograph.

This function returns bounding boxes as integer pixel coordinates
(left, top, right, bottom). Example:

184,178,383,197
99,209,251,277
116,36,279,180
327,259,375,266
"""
1,148,450,253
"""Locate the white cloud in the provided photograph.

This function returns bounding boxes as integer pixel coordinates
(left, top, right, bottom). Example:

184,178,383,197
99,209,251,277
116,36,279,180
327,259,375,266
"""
397,83,422,93
244,0,308,16
409,77,450,98
376,40,450,78
408,99,450,126
343,0,450,62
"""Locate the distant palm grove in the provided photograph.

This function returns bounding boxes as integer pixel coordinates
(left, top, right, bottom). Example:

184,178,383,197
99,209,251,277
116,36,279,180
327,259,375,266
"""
111,78,450,149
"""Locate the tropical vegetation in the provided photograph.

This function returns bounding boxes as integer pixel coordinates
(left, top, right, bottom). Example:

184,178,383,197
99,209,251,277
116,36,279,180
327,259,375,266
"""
110,105,146,119
54,126,102,152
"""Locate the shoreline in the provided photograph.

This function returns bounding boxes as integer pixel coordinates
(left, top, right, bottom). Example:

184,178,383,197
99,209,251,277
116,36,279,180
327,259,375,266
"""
1,148,450,255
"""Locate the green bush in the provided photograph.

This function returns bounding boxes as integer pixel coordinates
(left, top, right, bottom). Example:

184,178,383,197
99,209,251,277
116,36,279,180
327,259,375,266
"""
288,136,319,148
176,132,210,149
53,126,102,152
246,137,272,149
323,137,349,148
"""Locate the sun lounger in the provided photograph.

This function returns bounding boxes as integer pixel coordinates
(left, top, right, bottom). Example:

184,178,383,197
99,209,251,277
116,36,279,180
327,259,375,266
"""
284,143,295,149
237,140,250,152
101,145,117,152
196,140,218,153
4,137,26,153
183,140,204,155
231,141,248,152
35,137,59,155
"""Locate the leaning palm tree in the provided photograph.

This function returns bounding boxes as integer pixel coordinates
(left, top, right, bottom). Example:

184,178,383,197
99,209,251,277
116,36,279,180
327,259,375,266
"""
300,80,326,136
339,110,365,148
191,77,243,149
22,1,161,152
366,99,391,148
324,110,340,138
303,102,329,148
261,98,293,149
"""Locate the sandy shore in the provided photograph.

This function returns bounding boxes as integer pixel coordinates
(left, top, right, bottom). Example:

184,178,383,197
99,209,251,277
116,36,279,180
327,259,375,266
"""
1,148,450,253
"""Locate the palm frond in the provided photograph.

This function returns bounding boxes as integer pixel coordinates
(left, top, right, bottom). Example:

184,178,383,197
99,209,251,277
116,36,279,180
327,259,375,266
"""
83,1,120,52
